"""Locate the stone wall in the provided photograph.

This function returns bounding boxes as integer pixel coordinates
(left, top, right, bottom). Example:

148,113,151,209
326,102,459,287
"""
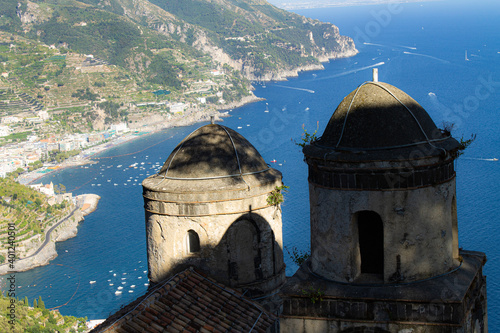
280,251,487,333
309,180,457,283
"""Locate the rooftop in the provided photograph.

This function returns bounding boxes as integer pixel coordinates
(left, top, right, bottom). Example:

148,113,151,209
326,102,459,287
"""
158,124,269,180
91,267,277,333
304,81,459,161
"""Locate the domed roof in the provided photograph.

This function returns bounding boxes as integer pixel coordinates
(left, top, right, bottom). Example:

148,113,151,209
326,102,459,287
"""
317,81,456,151
158,124,269,179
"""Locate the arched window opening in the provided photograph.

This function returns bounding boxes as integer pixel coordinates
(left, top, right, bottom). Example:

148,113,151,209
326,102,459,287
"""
227,219,260,284
357,211,384,275
187,230,200,254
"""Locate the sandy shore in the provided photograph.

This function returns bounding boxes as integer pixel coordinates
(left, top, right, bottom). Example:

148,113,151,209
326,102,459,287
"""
16,99,247,185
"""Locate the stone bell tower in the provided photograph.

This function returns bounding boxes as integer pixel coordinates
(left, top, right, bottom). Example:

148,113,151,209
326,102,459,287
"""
280,77,487,332
142,124,285,299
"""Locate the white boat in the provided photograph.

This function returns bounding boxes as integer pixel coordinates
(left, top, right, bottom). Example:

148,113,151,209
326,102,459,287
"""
89,281,96,284
130,285,136,288
129,290,134,293
115,290,122,295
109,283,114,286
117,286,123,290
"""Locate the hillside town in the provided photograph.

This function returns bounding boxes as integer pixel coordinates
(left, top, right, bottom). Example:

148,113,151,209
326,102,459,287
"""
0,116,130,180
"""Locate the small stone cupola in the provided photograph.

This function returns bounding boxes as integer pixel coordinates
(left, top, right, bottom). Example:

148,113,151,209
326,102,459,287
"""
142,124,285,297
303,81,461,283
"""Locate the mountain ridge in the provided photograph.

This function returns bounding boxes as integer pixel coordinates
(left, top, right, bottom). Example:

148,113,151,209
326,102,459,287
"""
0,0,356,134
11,0,357,82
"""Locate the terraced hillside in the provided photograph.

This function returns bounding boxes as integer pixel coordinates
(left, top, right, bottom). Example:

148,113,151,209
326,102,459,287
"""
0,177,72,262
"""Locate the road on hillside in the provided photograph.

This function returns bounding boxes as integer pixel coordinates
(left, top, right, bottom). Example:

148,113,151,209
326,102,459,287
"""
0,207,80,273
23,208,79,260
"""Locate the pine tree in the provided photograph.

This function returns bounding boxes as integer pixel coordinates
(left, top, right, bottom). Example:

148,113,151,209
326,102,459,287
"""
38,296,45,310
33,298,37,308
24,296,29,306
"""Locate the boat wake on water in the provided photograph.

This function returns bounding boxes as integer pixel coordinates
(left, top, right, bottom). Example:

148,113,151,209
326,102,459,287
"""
273,84,315,93
314,62,386,81
364,42,417,50
403,51,450,64
463,157,499,161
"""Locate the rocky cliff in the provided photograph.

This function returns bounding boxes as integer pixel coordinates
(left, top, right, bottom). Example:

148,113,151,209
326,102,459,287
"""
0,195,99,275
11,0,357,83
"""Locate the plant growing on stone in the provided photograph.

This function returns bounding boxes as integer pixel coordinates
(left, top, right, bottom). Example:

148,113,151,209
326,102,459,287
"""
302,286,324,304
457,134,476,156
440,122,476,157
285,246,310,266
267,185,289,208
293,122,319,148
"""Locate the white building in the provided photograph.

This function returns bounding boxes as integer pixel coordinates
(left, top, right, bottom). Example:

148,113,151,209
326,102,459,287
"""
29,182,55,197
1,116,20,124
170,103,186,114
37,110,50,121
0,126,10,137
110,122,129,135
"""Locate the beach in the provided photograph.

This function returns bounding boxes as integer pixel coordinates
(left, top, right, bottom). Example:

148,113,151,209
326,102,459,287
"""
16,99,243,186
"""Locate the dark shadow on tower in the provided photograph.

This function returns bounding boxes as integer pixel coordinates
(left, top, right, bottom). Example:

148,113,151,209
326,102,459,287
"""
280,78,488,332
141,124,285,313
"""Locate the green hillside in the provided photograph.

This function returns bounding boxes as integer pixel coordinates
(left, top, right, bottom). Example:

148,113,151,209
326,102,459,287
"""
0,293,86,332
0,177,71,263
0,0,356,134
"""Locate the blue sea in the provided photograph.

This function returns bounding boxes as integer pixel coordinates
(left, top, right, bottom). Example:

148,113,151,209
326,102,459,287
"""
3,0,499,327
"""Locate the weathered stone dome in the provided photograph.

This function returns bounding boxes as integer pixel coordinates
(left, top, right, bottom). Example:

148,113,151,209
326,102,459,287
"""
143,123,281,203
306,81,459,161
158,124,269,179
142,124,285,294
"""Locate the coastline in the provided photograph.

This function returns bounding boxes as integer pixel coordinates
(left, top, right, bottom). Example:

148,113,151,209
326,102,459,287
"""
7,51,356,274
0,194,100,275
17,46,358,187
16,93,265,186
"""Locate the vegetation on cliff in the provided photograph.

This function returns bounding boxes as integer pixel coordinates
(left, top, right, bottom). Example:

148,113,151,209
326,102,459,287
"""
0,292,87,332
0,177,71,263
0,0,355,135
